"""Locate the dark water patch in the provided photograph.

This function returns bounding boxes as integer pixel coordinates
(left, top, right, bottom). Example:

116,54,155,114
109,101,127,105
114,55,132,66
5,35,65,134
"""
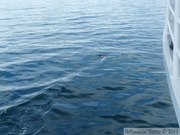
105,131,112,135
132,119,150,124
101,114,130,119
97,86,126,91
101,114,131,123
60,87,74,94
147,101,171,109
163,123,179,127
51,107,72,117
59,92,95,100
39,120,112,135
100,114,153,128
58,94,80,99
78,93,94,98
0,70,16,78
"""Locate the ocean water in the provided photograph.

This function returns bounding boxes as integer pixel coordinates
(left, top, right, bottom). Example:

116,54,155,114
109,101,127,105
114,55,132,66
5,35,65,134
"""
0,0,179,134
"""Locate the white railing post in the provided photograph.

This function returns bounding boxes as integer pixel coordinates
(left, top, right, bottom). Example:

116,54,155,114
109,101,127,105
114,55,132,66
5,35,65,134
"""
173,0,180,78
165,0,170,38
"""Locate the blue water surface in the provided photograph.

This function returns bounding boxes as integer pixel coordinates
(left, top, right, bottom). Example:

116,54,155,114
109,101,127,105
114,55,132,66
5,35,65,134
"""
0,0,178,134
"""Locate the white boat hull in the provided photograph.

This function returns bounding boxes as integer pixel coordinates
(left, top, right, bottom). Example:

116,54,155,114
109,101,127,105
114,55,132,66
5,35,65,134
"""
163,54,180,126
163,25,180,126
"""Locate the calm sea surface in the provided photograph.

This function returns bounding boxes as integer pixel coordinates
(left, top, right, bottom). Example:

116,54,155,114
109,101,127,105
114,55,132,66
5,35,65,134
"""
0,0,179,134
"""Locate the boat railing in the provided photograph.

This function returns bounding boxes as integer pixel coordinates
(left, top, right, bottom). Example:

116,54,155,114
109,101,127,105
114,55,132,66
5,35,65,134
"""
165,0,180,79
